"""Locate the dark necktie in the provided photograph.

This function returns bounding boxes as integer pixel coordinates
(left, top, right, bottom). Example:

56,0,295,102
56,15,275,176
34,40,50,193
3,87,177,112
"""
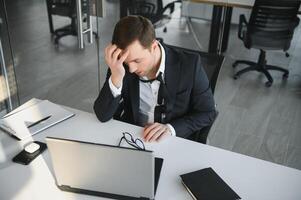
139,72,170,123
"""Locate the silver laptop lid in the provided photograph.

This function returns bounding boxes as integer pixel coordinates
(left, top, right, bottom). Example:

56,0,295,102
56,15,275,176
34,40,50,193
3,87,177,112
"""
46,137,155,199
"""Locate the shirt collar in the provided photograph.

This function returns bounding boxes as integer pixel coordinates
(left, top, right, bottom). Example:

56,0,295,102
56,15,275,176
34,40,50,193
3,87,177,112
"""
156,42,166,77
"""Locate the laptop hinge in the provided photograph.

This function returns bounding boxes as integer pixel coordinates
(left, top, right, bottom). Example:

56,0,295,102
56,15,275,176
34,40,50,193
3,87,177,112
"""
139,197,151,200
59,185,72,190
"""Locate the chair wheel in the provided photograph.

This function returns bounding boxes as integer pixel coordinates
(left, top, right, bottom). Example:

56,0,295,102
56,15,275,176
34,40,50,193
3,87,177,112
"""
163,27,167,33
283,72,289,79
233,75,239,80
285,52,290,57
232,63,237,68
265,81,272,87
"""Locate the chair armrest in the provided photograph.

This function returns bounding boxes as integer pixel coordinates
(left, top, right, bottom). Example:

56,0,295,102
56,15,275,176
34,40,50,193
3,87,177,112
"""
238,14,248,40
162,0,182,15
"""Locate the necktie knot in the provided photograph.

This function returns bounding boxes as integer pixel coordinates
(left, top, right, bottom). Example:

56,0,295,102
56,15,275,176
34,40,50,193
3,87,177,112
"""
139,72,163,84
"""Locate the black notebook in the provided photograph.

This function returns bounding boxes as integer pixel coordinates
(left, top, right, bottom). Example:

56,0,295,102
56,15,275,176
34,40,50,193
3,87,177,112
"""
180,167,241,200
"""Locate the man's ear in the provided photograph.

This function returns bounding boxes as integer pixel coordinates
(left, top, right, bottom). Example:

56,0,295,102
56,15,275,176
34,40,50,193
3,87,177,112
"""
150,40,158,52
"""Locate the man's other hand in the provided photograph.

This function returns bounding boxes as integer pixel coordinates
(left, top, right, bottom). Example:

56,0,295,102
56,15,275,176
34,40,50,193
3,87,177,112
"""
143,123,171,142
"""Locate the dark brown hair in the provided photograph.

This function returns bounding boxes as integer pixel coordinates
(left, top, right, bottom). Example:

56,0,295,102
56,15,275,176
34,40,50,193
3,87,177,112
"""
112,15,155,49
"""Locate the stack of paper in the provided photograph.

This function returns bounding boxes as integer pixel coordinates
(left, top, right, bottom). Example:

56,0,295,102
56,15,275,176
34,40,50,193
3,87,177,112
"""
0,99,75,140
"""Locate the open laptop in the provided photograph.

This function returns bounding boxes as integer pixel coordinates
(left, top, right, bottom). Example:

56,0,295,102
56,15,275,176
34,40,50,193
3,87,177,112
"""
46,137,163,200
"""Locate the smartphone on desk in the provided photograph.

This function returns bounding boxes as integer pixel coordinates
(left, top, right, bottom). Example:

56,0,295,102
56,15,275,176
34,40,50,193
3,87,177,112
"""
12,141,47,165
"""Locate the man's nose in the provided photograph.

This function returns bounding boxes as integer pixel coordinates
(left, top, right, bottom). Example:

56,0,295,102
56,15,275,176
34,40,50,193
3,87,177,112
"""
128,64,137,73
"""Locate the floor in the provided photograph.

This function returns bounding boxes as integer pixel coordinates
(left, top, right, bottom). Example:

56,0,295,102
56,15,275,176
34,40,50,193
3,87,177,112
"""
4,0,301,170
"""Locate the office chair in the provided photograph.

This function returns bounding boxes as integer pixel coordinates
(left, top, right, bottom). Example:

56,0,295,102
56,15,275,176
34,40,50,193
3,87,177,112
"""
121,0,182,32
233,0,300,87
164,43,224,144
46,0,77,44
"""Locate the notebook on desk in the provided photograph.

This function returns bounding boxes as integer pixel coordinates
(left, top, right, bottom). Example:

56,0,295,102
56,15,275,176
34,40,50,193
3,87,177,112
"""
0,99,74,140
180,167,241,200
46,137,164,200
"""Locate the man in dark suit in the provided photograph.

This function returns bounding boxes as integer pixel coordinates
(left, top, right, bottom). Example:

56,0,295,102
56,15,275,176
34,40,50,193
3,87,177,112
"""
94,16,217,143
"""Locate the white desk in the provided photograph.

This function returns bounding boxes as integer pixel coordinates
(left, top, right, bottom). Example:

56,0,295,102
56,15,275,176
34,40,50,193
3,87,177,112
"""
1,106,301,200
190,0,228,6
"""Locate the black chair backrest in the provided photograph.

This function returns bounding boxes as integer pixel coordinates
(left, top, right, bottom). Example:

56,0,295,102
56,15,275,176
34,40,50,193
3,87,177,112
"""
246,0,300,50
127,0,164,24
47,0,76,17
164,44,224,94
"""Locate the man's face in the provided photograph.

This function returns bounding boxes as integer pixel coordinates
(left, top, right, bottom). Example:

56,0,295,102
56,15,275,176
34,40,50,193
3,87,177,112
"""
123,40,157,77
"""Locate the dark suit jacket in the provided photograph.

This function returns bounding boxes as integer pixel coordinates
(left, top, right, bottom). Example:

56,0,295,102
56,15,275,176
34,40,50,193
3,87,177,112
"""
94,43,217,138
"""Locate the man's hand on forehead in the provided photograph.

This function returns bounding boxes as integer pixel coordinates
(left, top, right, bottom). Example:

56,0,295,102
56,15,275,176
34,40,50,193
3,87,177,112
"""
118,49,128,60
104,43,129,88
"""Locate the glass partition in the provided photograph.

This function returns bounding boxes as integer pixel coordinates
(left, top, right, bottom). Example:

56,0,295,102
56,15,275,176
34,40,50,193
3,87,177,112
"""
3,0,100,112
0,0,19,116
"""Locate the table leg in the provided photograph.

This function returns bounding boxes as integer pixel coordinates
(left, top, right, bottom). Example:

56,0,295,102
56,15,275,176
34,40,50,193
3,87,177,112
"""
208,5,222,54
46,0,54,34
221,7,233,53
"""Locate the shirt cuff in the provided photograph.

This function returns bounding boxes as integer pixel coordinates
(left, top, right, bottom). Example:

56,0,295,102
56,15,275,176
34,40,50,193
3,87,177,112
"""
166,124,176,136
109,76,122,98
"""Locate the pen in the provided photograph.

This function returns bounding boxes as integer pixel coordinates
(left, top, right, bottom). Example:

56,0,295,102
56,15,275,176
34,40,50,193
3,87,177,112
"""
27,115,52,128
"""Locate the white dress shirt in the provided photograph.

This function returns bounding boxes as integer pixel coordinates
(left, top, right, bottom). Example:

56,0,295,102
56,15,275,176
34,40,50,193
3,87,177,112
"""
108,42,176,136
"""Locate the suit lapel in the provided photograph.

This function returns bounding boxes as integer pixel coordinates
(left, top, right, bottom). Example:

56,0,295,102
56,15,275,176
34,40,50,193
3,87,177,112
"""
129,73,139,124
163,44,181,112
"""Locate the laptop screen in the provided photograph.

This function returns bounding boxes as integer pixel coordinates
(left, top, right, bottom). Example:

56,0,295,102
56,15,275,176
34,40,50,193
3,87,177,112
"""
46,137,155,199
